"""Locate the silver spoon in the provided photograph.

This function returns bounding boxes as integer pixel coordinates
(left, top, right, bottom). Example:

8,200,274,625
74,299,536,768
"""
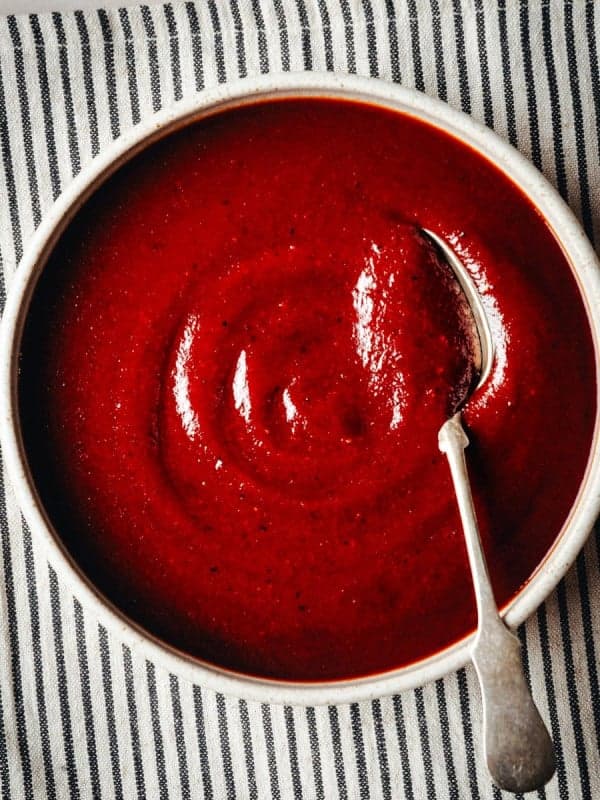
422,229,556,793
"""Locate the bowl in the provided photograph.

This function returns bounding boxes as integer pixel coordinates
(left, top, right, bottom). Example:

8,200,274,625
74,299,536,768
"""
2,73,600,706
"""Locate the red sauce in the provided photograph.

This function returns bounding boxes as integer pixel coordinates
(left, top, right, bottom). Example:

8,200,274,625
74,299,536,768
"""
20,100,595,680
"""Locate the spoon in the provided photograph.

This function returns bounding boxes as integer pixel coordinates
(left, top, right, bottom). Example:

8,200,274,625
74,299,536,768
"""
422,229,556,793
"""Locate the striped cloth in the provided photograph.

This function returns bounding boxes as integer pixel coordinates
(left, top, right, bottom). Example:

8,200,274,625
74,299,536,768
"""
0,2,599,798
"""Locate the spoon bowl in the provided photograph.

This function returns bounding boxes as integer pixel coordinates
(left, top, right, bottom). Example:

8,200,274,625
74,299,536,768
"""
421,229,494,391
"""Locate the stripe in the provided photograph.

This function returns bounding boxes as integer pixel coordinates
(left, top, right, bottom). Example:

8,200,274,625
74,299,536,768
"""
229,0,248,79
516,625,532,687
456,669,480,799
7,15,41,229
305,707,324,800
0,68,23,264
97,9,120,140
540,0,567,198
451,0,471,113
557,581,591,797
185,2,205,91
597,524,600,579
316,0,334,71
48,567,79,799
518,0,542,168
575,553,600,754
284,706,302,800
169,675,191,800
216,693,236,800
192,686,213,800
0,682,11,800
536,604,568,797
497,0,517,146
272,0,291,72
73,599,101,800
0,426,10,800
140,5,162,113
261,704,281,800
0,505,10,796
434,680,458,799
338,0,356,73
98,625,123,800
74,11,100,157
384,0,401,83
122,646,146,800
146,661,168,800
361,0,379,77
29,14,61,199
0,488,32,799
515,627,546,800
163,4,183,102
327,706,348,800
564,1,594,239
413,688,435,800
349,704,369,800
403,0,422,91
238,700,258,800
392,695,414,800
294,0,313,70
371,699,391,800
250,0,269,73
0,254,4,324
23,518,59,796
51,12,81,176
207,0,226,83
586,0,600,214
473,0,493,127
118,8,141,125
428,0,447,100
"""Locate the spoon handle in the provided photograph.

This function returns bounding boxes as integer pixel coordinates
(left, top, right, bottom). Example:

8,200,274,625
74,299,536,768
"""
439,413,555,793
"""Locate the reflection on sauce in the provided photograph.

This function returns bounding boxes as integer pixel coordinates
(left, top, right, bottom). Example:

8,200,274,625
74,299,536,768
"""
20,100,595,680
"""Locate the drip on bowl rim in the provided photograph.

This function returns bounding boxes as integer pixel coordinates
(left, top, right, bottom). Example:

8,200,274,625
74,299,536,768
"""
2,72,600,706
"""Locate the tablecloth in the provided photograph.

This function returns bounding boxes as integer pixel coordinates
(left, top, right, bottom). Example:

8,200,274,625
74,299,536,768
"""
0,1,599,798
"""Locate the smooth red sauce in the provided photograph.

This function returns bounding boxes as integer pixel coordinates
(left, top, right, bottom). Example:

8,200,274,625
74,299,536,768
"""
20,100,595,680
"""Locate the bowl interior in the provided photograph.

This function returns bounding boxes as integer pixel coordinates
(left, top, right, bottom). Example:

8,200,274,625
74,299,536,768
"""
3,74,600,705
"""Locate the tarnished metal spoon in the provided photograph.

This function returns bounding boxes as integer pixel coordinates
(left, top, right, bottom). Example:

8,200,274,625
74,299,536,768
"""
422,229,556,793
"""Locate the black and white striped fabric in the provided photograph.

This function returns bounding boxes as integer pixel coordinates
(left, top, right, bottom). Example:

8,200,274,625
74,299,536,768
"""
0,2,599,798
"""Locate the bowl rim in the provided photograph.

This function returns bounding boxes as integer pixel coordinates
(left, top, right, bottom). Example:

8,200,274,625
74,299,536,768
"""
2,72,600,706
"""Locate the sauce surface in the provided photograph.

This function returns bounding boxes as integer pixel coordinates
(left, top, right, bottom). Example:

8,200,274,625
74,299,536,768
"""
20,100,595,680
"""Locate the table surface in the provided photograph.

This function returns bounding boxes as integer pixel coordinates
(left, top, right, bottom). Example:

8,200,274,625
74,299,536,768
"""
0,2,598,799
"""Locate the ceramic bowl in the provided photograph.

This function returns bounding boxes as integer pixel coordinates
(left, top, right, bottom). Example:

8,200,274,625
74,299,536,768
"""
2,73,600,705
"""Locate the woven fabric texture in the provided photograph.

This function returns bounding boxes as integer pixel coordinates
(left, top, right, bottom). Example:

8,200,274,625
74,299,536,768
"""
0,2,599,798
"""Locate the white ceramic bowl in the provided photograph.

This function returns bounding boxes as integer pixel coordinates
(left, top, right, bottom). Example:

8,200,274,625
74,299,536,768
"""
2,73,600,706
